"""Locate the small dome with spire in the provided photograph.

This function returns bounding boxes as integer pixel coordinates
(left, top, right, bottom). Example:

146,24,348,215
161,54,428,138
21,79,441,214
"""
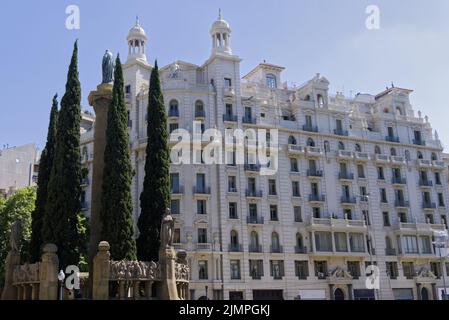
210,9,232,56
127,17,147,41
210,9,231,34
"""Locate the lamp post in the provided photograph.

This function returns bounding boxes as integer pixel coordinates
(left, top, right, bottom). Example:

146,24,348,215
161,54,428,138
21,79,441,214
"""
57,270,65,301
205,285,208,300
433,230,448,300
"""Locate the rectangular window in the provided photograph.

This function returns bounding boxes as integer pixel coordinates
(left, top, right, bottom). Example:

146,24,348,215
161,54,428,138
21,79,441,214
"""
169,123,179,133
249,260,264,280
290,158,298,172
315,232,332,252
402,236,418,254
198,228,208,244
247,177,256,192
398,212,407,223
173,228,181,244
228,176,237,192
314,261,328,279
386,262,398,279
230,260,241,280
380,188,387,203
268,179,277,195
225,103,233,116
312,207,321,219
196,173,206,192
305,115,312,128
420,236,432,254
171,199,180,215
311,183,319,196
197,200,206,215
270,205,278,221
224,78,232,87
295,261,309,280
249,203,258,218
229,202,238,219
430,262,442,279
377,167,385,180
357,165,365,178
439,193,445,207
270,260,285,280
402,262,415,279
198,260,208,280
435,172,442,185
336,119,343,131
170,173,180,193
292,181,300,197
347,261,361,279
383,212,390,226
349,233,365,252
334,233,348,252
294,206,302,222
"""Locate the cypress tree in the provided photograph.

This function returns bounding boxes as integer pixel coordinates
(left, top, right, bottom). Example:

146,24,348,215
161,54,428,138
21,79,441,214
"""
29,94,59,262
100,54,136,261
43,41,83,268
137,61,170,262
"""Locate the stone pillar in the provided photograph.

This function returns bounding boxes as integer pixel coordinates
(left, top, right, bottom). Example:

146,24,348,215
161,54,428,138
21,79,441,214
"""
92,241,110,300
1,250,21,300
87,84,113,296
347,284,353,300
329,284,334,300
39,244,59,300
159,247,180,300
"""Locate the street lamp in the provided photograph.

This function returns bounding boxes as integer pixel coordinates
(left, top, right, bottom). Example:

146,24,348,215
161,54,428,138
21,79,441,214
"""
205,285,208,300
57,270,65,300
433,230,449,300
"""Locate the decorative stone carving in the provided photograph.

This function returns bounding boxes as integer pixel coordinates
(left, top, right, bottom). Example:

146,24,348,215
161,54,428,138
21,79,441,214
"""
13,263,40,283
168,63,180,79
102,50,115,84
109,260,160,281
161,208,174,249
10,220,22,252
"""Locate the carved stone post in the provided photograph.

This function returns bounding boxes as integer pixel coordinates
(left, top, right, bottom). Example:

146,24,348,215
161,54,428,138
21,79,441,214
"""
159,247,180,300
92,241,110,300
39,244,59,300
1,250,21,300
87,84,113,297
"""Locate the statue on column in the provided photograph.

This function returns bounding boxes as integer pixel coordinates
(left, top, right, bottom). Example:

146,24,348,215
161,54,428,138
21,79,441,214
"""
161,208,174,249
10,220,22,253
102,50,115,84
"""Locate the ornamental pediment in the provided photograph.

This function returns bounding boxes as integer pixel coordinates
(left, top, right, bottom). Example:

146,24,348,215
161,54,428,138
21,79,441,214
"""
328,266,353,283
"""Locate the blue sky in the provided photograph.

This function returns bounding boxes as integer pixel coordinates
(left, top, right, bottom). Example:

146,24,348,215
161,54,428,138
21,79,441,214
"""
1,0,449,151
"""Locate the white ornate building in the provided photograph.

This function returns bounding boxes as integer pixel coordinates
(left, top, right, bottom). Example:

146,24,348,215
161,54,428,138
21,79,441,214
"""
80,14,449,300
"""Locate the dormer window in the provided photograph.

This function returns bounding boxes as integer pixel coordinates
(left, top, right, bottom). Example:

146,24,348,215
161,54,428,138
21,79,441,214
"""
266,74,277,89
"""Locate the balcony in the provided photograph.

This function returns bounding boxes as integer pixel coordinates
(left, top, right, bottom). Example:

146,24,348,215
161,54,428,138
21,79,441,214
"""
309,194,326,203
419,180,433,187
375,154,390,163
223,114,238,122
338,172,354,181
305,146,323,156
288,144,305,155
270,245,284,253
337,150,354,159
196,243,212,251
223,86,235,97
244,164,261,172
247,216,264,225
385,135,400,143
228,244,243,252
354,152,370,161
394,200,409,208
413,139,426,146
193,186,211,195
416,159,432,168
246,189,263,198
396,222,446,233
195,110,206,119
385,248,396,256
295,246,308,254
432,160,445,169
308,217,367,231
359,195,369,202
334,129,349,136
168,109,179,118
303,125,319,133
307,169,323,178
341,196,357,205
422,202,437,210
391,156,406,164
391,177,406,185
242,116,257,124
248,244,263,253
170,185,184,195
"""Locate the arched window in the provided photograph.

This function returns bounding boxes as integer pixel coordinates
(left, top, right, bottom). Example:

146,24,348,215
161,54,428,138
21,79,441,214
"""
396,107,403,116
271,232,280,251
296,233,304,249
317,94,324,107
304,95,311,101
334,288,345,300
405,150,410,161
266,74,277,89
390,148,397,156
169,99,179,117
250,231,259,248
324,141,330,153
338,141,345,150
431,152,437,161
82,146,88,162
417,151,423,159
230,230,239,246
307,138,315,147
288,136,297,145
195,100,205,118
374,145,381,154
355,144,362,152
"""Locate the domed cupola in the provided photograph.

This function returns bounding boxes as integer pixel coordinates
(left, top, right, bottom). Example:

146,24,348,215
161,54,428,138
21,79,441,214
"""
210,9,232,56
127,17,148,62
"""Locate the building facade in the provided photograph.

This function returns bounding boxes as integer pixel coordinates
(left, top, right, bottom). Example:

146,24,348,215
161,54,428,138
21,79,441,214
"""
0,143,39,198
80,14,449,300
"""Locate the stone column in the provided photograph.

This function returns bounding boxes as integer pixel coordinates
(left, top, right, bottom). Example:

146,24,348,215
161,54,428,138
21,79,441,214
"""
1,249,20,300
87,83,113,296
159,247,180,300
92,241,110,300
39,244,59,300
